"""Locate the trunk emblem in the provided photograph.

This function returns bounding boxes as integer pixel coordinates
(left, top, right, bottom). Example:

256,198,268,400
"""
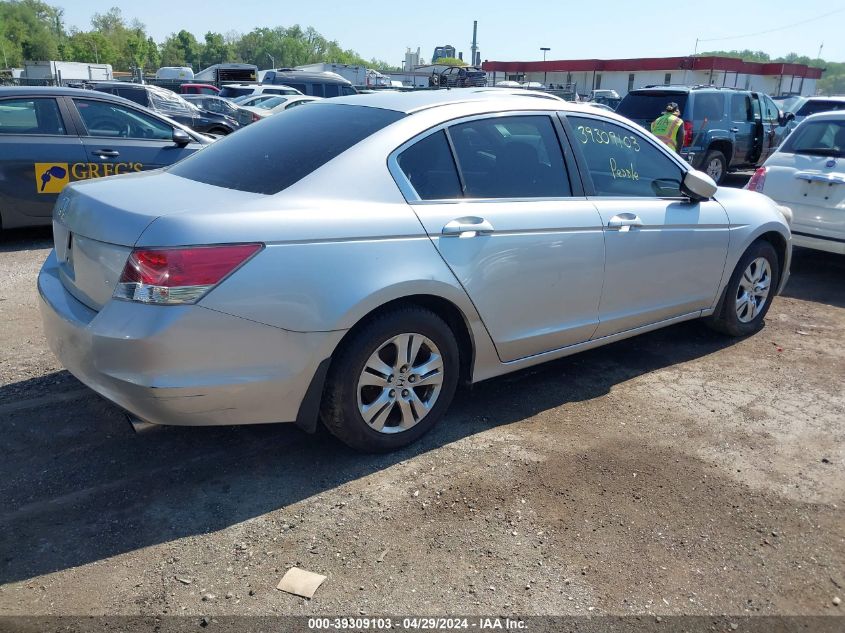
826,158,837,168
56,196,70,224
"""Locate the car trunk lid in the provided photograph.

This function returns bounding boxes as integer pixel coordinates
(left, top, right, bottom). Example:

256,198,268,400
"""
762,153,845,240
52,170,265,311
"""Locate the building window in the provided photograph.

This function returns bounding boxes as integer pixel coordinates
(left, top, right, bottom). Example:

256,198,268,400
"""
664,73,672,85
595,73,602,89
628,73,635,91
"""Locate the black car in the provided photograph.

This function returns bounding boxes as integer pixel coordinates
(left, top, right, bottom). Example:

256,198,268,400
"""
435,66,487,88
183,94,257,127
83,82,240,135
616,86,790,184
0,86,210,231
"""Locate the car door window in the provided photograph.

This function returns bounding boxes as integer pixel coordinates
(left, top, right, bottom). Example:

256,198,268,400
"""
0,98,66,135
731,94,753,122
324,84,340,98
568,115,684,198
397,130,463,200
448,116,571,198
762,96,780,124
74,99,174,140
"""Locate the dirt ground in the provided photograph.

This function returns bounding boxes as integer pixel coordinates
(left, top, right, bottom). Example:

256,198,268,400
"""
0,224,843,620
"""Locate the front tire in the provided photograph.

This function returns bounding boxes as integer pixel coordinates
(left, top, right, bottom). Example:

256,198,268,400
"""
706,240,780,337
321,307,459,452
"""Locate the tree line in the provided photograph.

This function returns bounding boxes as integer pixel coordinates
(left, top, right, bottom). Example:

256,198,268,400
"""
702,49,844,95
0,0,398,73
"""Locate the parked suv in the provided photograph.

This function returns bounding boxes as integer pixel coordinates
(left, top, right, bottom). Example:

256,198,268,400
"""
83,82,239,135
617,86,790,184
261,69,357,98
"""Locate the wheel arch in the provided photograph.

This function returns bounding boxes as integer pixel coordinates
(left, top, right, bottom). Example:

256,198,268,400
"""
294,292,480,435
707,139,733,163
332,293,476,387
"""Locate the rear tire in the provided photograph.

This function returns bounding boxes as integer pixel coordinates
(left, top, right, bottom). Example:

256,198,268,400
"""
706,240,780,337
321,307,459,452
703,149,727,185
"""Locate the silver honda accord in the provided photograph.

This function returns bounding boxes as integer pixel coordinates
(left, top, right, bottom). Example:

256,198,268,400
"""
39,90,792,451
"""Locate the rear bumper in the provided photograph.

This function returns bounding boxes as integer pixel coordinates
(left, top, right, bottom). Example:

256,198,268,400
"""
38,250,345,427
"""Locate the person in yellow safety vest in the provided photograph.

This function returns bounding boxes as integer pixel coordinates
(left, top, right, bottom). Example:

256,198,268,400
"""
651,102,685,152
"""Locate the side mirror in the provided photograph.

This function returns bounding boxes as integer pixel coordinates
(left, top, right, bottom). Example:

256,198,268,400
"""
681,169,717,200
172,128,191,146
778,111,795,126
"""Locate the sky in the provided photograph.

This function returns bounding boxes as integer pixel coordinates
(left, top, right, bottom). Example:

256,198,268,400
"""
55,0,845,66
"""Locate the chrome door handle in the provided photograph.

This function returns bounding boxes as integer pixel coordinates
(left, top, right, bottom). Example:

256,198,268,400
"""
442,216,494,237
607,213,643,232
730,128,739,133
95,149,120,157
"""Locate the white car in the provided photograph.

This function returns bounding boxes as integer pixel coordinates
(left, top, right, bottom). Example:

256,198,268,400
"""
218,83,302,100
747,110,844,254
242,95,321,118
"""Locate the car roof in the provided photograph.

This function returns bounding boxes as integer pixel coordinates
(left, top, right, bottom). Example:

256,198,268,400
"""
0,85,138,99
326,89,588,114
803,96,845,102
802,110,845,121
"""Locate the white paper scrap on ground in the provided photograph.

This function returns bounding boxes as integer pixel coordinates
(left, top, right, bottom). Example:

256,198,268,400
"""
276,567,327,599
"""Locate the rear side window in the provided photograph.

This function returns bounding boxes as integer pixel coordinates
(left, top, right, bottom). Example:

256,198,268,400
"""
448,116,571,198
568,115,684,198
286,83,307,94
617,93,688,121
169,104,404,194
0,98,65,135
397,130,462,200
691,93,724,122
324,84,340,98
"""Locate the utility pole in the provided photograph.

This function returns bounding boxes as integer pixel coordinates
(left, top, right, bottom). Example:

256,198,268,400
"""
540,47,550,86
470,21,478,68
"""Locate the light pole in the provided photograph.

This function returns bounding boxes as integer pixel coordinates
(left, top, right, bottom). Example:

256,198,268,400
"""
540,47,550,86
267,53,275,69
92,40,99,64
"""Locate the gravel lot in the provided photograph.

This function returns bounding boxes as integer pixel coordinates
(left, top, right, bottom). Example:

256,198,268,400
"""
0,223,843,620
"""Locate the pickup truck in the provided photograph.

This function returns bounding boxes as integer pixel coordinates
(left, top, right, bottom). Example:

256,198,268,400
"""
616,86,791,184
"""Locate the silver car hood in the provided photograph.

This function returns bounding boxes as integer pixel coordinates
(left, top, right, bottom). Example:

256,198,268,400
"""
55,170,266,246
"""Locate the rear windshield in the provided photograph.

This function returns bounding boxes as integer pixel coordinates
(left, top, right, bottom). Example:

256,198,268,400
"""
617,92,688,121
795,100,845,117
218,86,254,99
780,119,845,158
169,104,404,194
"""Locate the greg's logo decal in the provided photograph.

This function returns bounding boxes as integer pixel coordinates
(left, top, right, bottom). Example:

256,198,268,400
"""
35,163,69,193
35,162,144,193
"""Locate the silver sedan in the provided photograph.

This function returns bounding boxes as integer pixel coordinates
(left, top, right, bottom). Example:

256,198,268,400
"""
38,90,792,451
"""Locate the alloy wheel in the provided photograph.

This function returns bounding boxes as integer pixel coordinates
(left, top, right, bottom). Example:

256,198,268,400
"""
735,257,772,323
356,333,444,433
706,157,723,182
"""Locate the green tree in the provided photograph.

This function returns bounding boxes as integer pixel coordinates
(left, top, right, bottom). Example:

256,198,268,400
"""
200,31,229,68
432,56,465,66
160,29,200,69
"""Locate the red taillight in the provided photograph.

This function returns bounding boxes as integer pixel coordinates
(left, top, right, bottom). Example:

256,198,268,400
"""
251,112,261,122
745,167,767,192
116,244,262,304
683,121,693,147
